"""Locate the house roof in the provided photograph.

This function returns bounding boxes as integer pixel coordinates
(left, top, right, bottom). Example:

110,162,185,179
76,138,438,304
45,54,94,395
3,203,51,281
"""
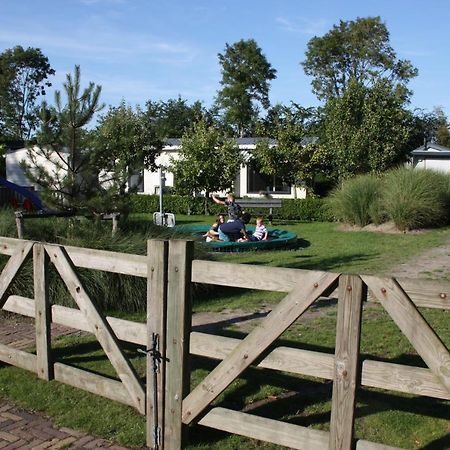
411,142,450,157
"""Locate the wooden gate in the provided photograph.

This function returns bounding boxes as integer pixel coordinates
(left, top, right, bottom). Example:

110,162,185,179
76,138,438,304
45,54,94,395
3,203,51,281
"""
163,244,450,450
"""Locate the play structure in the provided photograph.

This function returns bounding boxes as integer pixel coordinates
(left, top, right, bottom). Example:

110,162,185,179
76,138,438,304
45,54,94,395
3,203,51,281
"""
185,224,297,251
0,177,44,211
152,168,176,227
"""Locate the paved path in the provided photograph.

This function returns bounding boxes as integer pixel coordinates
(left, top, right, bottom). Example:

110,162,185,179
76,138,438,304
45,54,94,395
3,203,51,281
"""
0,316,136,449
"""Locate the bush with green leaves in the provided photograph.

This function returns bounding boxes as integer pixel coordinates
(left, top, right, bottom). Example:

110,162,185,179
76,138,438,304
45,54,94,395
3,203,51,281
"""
382,168,449,231
328,174,381,226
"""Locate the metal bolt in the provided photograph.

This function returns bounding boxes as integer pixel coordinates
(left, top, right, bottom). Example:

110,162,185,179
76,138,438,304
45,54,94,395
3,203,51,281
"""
313,282,319,288
347,285,352,291
151,267,155,272
440,292,447,299
243,354,248,360
381,288,387,294
175,267,179,272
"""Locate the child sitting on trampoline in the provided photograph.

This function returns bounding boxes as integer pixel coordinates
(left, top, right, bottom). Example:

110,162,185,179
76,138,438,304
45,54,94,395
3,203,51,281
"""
203,214,225,242
240,216,268,242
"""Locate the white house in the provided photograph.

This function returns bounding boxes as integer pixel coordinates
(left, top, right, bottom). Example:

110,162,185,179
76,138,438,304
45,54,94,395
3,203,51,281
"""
410,142,450,172
6,138,308,199
141,137,307,199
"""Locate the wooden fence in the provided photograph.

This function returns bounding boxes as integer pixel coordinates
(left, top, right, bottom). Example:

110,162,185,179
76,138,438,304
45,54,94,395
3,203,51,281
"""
0,237,449,450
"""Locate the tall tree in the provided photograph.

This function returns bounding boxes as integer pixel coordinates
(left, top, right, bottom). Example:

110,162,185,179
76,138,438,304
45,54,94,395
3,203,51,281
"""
0,46,55,140
302,17,417,100
23,65,104,210
170,120,242,211
216,39,277,137
322,79,411,179
94,102,163,194
144,97,209,138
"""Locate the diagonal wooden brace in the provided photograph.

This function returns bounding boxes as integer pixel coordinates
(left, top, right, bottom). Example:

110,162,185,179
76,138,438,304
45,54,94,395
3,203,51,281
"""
362,275,450,395
0,241,33,307
182,270,340,424
44,244,146,414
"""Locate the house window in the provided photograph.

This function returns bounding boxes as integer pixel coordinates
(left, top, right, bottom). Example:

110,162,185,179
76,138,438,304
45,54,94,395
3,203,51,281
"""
247,163,290,194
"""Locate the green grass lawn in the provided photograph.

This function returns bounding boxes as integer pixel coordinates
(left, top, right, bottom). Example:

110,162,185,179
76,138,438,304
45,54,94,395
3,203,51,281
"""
0,215,449,449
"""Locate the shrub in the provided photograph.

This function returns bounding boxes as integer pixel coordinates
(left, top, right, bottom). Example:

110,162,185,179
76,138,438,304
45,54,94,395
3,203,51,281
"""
382,168,448,231
130,194,333,222
328,174,381,226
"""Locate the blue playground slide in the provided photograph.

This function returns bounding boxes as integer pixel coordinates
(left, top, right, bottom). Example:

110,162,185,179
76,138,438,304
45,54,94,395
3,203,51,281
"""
0,177,44,210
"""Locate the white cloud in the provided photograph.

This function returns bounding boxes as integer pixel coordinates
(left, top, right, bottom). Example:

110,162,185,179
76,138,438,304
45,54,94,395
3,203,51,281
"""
276,16,328,36
0,24,199,66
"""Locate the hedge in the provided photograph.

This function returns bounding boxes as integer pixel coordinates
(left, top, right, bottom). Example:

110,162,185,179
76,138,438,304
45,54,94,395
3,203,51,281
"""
129,194,333,222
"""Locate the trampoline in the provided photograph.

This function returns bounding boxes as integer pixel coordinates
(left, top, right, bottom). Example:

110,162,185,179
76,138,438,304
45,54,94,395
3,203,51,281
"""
182,225,298,251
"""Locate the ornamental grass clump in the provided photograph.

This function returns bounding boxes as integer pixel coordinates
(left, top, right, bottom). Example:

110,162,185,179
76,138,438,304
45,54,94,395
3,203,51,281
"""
328,174,382,227
382,168,449,231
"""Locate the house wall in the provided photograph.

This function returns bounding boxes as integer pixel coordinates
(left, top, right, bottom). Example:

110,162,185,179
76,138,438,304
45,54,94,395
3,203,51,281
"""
6,147,69,190
141,146,306,199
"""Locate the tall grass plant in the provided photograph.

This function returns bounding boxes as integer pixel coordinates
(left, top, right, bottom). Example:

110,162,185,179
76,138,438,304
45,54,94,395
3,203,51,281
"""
328,174,381,226
382,168,448,231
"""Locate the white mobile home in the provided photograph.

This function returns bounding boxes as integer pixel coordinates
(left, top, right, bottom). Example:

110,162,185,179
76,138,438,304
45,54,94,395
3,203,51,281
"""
410,142,450,172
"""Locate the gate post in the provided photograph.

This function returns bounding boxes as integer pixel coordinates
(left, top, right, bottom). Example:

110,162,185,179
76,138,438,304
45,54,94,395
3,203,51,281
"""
147,240,169,449
34,243,52,380
329,274,365,450
164,240,194,450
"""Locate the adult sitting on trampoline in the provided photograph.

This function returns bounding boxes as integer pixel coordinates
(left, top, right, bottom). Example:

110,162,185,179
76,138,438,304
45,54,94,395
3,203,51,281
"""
218,212,251,242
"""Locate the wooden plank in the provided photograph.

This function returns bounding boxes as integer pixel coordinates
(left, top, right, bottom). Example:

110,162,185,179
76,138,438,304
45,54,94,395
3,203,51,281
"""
147,240,168,449
0,237,147,276
363,275,450,395
63,245,147,277
2,296,147,346
0,343,37,372
198,407,329,450
190,332,335,379
44,244,146,414
329,274,364,450
182,271,340,425
356,440,405,450
0,237,26,256
34,244,52,380
191,260,337,293
53,363,136,408
362,360,450,400
0,241,33,306
164,240,194,450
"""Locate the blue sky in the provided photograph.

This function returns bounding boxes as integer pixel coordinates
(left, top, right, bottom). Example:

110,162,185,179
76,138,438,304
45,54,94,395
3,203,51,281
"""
2,0,450,118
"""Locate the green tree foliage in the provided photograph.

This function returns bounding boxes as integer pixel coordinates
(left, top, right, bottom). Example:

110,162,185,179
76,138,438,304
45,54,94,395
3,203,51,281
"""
0,46,55,140
23,65,104,211
254,119,331,194
323,79,411,179
216,39,277,137
302,16,417,100
93,102,162,194
409,107,450,148
170,120,242,204
144,96,210,138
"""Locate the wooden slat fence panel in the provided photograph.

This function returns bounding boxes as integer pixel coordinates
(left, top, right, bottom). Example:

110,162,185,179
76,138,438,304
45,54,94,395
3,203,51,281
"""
182,271,340,425
45,244,146,414
363,276,450,395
